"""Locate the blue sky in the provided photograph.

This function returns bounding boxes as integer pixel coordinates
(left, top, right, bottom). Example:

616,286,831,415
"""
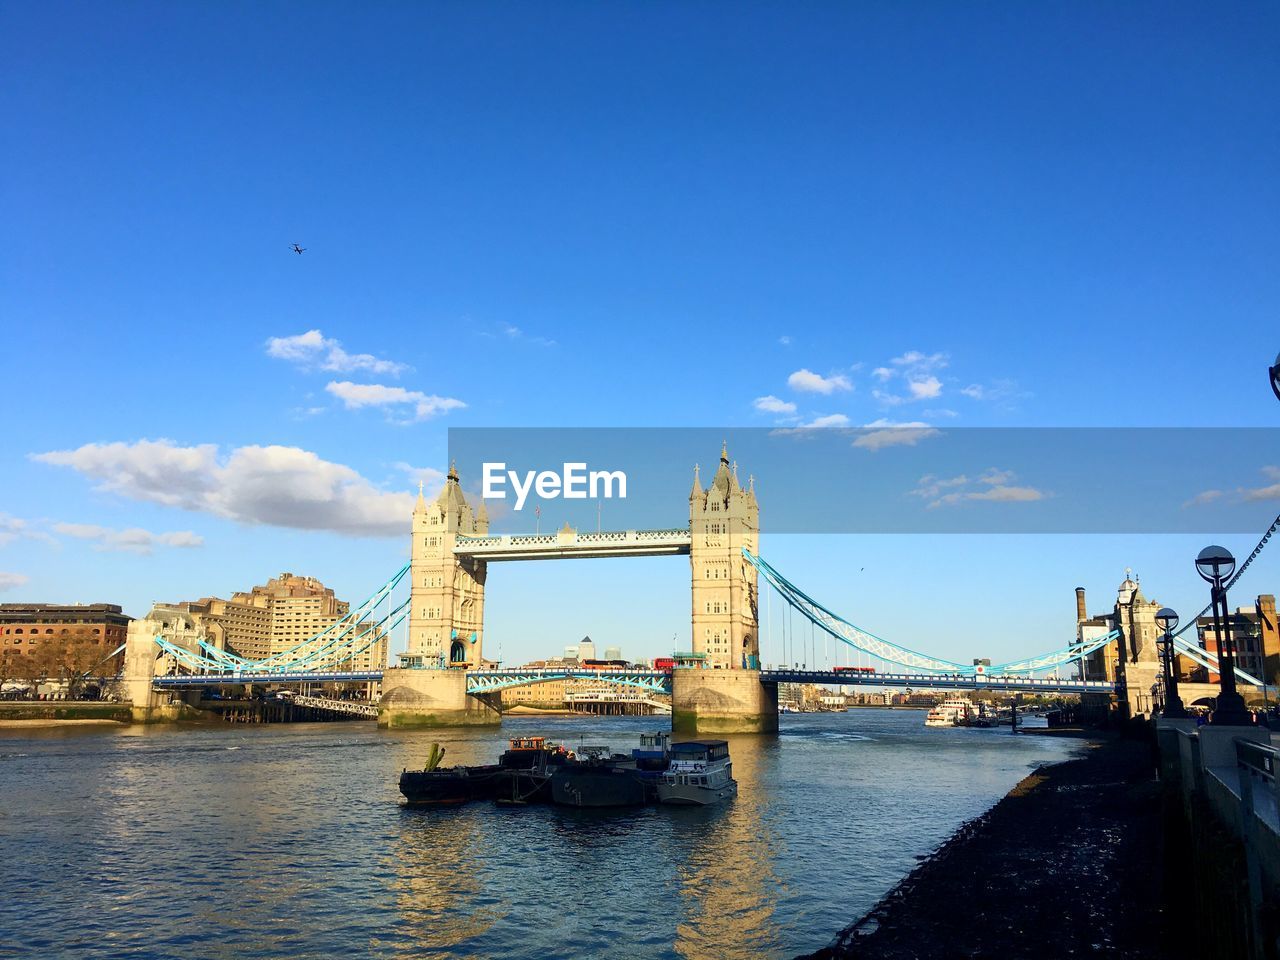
2,3,1279,667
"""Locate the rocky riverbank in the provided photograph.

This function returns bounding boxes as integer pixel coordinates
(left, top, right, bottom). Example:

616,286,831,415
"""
802,733,1181,960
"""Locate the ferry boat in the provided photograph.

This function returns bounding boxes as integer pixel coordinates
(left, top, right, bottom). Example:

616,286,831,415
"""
656,740,737,805
925,698,974,727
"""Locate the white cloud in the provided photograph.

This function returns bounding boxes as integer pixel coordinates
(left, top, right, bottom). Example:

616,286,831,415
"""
801,414,851,429
0,514,58,547
753,395,797,414
1183,490,1224,509
960,485,1045,505
1240,465,1280,502
325,381,465,422
0,515,28,548
788,369,853,395
959,379,1029,408
778,335,792,346
852,419,941,451
499,323,556,347
266,329,408,376
891,351,948,372
871,351,949,405
911,468,1047,508
32,440,418,538
907,376,943,400
52,523,204,555
395,463,447,495
0,572,29,592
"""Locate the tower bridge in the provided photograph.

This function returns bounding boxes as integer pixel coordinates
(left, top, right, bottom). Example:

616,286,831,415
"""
379,445,772,731
123,442,1266,730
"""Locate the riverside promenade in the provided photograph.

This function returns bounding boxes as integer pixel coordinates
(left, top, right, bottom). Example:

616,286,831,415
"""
802,734,1182,960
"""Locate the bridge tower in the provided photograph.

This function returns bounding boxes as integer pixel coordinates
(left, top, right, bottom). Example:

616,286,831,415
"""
688,444,760,668
407,462,489,669
378,464,500,728
673,443,778,734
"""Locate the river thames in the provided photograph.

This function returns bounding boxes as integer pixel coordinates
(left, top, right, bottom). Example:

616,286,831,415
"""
0,710,1077,959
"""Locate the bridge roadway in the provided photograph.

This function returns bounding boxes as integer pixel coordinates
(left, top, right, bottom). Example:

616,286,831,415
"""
153,670,383,687
761,669,1114,694
453,528,691,561
154,667,1112,696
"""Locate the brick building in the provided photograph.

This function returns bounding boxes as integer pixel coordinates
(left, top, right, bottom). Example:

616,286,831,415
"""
0,603,132,680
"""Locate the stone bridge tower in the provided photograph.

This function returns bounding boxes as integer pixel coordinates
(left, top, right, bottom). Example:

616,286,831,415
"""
381,463,499,728
674,442,777,734
688,443,760,669
407,463,489,669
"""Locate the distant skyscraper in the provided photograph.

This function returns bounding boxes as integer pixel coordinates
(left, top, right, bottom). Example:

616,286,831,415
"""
563,645,579,661
577,636,596,661
603,645,622,661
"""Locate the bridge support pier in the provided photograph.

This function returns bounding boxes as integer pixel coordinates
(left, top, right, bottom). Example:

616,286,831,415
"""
122,620,216,723
377,668,501,728
123,620,162,722
672,669,778,734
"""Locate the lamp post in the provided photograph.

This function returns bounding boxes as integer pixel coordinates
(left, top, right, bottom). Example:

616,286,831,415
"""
1156,607,1186,719
1195,546,1252,725
1270,351,1280,403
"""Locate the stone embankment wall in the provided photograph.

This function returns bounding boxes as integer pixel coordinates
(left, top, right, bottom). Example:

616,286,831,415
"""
1157,718,1280,960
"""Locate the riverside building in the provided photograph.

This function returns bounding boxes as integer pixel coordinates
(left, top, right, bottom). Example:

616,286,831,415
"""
0,602,132,676
168,573,388,673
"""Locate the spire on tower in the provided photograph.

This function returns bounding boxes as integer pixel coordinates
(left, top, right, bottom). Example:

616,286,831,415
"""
690,463,701,499
721,439,729,463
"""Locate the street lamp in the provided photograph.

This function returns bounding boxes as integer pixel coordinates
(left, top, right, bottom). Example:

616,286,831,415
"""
1194,545,1251,725
1270,351,1280,403
1155,607,1186,719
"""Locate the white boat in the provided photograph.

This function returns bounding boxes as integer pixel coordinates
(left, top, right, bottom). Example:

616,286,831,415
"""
656,740,737,805
925,698,974,727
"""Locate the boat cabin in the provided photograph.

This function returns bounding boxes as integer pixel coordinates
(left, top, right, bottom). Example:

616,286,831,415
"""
669,740,729,762
667,740,730,774
508,736,548,751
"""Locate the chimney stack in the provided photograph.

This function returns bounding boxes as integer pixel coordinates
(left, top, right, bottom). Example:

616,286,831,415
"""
1075,587,1087,623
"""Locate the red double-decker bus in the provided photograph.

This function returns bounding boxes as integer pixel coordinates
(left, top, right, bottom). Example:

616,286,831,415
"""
654,657,675,673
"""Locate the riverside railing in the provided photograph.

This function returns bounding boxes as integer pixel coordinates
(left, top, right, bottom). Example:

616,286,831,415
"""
1164,721,1280,960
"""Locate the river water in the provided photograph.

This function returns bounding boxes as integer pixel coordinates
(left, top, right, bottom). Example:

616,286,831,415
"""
0,710,1077,959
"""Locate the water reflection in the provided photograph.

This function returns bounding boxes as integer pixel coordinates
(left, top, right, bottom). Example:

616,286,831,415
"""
0,712,1077,960
390,806,497,957
673,733,783,960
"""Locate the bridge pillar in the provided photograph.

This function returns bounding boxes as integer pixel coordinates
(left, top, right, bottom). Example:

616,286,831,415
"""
406,464,489,670
123,619,165,723
671,669,778,734
377,667,501,728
